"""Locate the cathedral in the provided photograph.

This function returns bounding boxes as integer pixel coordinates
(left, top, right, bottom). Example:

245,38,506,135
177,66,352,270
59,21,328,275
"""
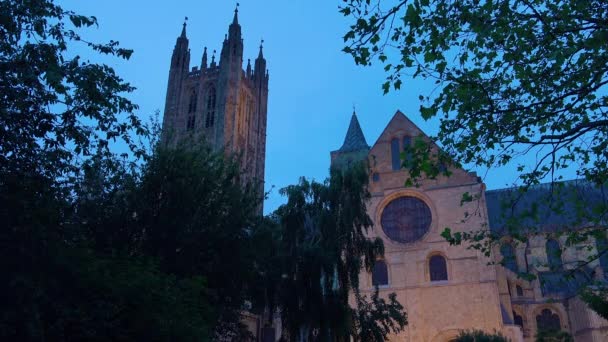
331,110,608,341
160,7,608,342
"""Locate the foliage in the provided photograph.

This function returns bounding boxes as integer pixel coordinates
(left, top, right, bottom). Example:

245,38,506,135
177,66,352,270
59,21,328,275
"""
1,0,145,180
130,143,262,337
353,290,407,342
271,163,407,341
455,329,510,342
535,329,573,342
1,1,250,340
340,0,608,317
579,286,608,320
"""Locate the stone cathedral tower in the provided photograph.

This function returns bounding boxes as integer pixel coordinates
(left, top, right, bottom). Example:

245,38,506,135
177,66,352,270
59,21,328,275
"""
162,7,269,202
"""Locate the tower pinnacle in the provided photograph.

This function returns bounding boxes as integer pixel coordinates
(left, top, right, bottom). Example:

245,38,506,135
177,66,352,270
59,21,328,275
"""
181,16,188,38
258,39,264,58
337,111,369,152
232,3,239,25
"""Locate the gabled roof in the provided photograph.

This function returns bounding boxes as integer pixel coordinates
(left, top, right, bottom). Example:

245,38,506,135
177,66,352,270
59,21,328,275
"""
335,112,369,153
369,110,428,149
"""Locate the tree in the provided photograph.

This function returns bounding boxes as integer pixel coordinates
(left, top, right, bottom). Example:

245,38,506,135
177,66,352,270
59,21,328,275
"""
128,143,262,339
0,1,214,340
455,329,510,342
271,163,407,341
340,0,608,317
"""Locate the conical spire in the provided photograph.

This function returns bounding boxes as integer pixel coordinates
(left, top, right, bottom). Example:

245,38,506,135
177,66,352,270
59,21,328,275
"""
180,17,188,38
232,3,239,25
257,39,264,59
210,50,217,68
337,110,369,152
201,47,208,69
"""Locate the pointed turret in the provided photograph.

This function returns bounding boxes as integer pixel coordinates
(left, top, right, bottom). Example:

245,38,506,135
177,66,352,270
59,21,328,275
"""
330,110,370,168
254,39,267,83
163,18,191,145
232,3,239,25
220,4,243,68
201,47,208,69
171,17,190,70
337,111,370,152
210,50,217,68
180,20,187,38
246,58,252,78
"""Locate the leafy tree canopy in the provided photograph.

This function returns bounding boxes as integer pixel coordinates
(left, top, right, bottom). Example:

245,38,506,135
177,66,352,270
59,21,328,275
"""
340,0,608,188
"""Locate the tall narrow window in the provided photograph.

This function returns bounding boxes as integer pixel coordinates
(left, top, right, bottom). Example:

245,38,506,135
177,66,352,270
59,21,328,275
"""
372,260,388,286
536,309,561,332
546,239,563,270
596,233,608,278
391,138,400,170
501,243,518,273
516,285,524,297
188,90,197,113
429,255,448,281
186,115,195,131
205,87,216,128
402,136,412,167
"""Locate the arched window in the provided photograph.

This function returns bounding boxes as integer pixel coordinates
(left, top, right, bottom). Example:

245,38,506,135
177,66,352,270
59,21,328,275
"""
516,285,524,297
500,243,518,273
188,90,197,113
429,255,448,281
536,308,561,332
372,260,388,286
205,87,216,128
391,138,400,170
596,233,608,278
402,136,412,167
513,311,524,328
546,239,563,270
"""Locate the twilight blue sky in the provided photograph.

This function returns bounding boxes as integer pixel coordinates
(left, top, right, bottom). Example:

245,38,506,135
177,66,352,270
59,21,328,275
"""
58,0,575,214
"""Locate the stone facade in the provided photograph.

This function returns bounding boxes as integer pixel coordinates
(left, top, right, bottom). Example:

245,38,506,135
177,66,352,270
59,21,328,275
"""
332,110,608,342
162,8,268,203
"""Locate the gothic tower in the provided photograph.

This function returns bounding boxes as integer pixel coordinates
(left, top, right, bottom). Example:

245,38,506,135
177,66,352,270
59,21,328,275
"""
162,7,269,207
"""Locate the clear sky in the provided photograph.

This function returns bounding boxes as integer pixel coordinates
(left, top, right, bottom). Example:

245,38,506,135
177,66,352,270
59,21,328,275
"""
57,0,575,214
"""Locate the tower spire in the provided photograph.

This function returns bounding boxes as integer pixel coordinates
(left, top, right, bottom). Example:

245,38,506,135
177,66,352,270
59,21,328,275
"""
232,3,239,25
201,46,208,69
258,39,264,58
337,110,369,152
180,16,188,38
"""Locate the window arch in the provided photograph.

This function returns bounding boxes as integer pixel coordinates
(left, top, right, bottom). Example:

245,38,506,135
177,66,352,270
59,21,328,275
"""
516,285,524,297
429,254,448,281
372,260,388,286
390,138,400,170
205,87,216,128
500,243,518,273
546,239,563,270
536,308,561,332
